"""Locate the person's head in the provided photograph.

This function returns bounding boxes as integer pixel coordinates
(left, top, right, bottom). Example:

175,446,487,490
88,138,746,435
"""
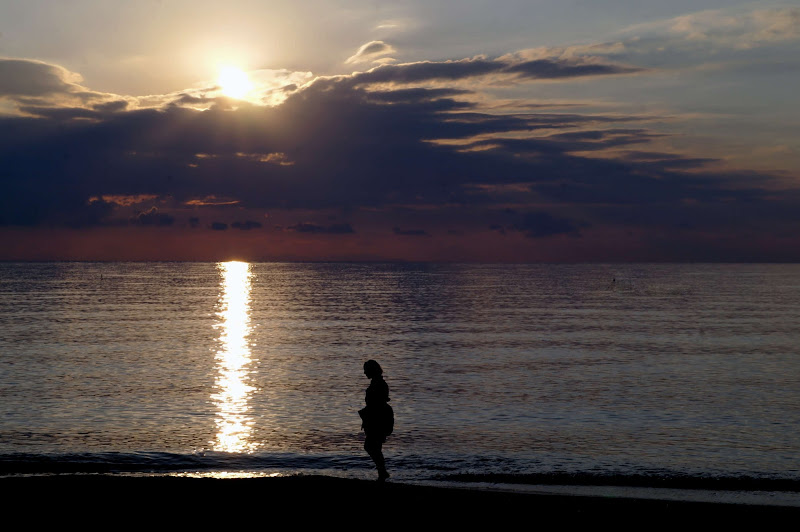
363,359,383,379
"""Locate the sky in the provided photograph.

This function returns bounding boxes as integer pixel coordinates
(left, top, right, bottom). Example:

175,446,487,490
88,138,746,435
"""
1,0,799,261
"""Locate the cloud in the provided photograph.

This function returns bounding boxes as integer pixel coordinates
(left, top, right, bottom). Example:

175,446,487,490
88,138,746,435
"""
0,58,120,113
235,152,294,165
89,194,158,206
131,206,175,227
94,100,129,113
16,105,104,120
509,211,585,238
492,8,800,77
0,67,774,230
286,222,355,234
68,197,117,228
588,7,800,69
347,55,642,86
372,18,415,33
364,87,472,103
488,224,506,235
346,40,397,64
0,65,768,232
0,59,81,97
461,129,663,155
0,51,797,261
623,7,800,48
231,220,262,230
0,59,314,117
393,227,430,237
184,196,240,206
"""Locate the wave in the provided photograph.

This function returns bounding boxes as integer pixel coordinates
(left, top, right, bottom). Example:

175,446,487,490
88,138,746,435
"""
0,451,363,475
3,452,799,494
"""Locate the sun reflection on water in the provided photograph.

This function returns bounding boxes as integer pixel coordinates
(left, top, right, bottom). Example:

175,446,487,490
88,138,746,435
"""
172,471,284,479
212,261,257,453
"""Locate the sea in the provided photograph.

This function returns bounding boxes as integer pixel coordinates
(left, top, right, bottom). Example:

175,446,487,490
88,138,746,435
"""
1,262,799,498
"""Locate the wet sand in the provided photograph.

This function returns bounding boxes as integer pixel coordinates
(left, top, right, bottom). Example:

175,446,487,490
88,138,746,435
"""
4,474,798,526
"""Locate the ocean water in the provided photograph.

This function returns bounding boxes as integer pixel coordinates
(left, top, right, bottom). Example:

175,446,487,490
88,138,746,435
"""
1,262,799,487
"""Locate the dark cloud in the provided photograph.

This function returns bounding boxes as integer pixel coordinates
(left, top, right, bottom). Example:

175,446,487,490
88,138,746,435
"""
621,150,716,169
0,56,796,259
0,74,773,228
365,87,472,103
509,211,585,238
0,58,108,111
488,211,585,238
503,58,640,79
173,93,219,106
131,206,175,227
210,222,228,231
393,227,430,237
231,220,263,230
0,59,75,97
489,224,506,235
461,128,661,156
348,56,642,86
93,100,129,113
364,87,475,112
61,197,118,228
17,105,102,120
286,222,355,234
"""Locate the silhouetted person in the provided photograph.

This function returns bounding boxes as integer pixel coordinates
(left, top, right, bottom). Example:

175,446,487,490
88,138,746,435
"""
359,359,393,481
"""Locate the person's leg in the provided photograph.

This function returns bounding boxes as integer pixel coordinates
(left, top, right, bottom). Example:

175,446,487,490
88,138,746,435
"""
364,435,388,480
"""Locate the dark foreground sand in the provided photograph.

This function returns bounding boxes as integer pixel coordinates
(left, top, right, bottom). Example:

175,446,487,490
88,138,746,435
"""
4,475,798,526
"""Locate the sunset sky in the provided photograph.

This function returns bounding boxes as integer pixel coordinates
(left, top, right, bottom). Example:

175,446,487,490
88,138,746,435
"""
1,0,799,261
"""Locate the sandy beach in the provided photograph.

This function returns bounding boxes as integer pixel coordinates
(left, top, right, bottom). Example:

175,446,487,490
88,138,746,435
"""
4,475,797,526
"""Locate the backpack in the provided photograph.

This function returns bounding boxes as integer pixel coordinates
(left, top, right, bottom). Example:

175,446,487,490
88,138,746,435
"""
359,403,394,436
383,404,394,436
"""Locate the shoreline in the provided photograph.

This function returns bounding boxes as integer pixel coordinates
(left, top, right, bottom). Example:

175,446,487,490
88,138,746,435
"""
415,479,800,508
4,474,798,524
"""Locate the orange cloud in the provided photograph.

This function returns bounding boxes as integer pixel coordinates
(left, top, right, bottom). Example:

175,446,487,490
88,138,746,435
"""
88,194,158,206
185,196,241,206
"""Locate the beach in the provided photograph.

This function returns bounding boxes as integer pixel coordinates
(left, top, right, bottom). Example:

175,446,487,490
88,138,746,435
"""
4,475,798,526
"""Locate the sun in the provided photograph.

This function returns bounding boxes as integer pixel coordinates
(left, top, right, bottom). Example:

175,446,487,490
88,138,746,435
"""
218,66,253,99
